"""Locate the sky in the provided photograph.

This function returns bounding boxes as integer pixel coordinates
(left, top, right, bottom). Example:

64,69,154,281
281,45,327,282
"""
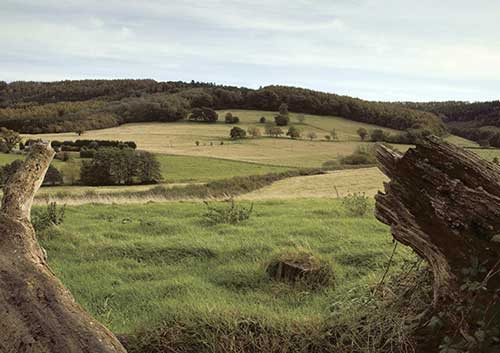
1,0,499,102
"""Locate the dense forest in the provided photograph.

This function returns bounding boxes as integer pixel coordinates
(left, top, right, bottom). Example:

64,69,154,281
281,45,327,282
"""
396,101,500,146
0,80,446,135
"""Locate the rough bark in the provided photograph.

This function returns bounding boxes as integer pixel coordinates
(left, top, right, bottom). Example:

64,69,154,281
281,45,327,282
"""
0,143,126,353
375,136,500,305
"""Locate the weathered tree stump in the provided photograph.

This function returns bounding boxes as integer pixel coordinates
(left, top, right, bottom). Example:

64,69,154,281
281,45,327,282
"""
375,136,500,350
375,137,500,304
266,253,333,289
0,143,126,353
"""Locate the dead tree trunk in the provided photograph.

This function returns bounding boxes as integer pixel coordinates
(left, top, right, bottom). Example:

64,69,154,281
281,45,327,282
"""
375,136,500,304
0,143,126,353
375,137,500,304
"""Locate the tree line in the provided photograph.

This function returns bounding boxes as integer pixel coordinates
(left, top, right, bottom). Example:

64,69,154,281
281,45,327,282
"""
0,80,446,135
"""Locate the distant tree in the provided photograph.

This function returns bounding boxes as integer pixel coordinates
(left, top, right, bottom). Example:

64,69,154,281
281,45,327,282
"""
478,139,491,148
247,127,262,138
189,107,218,123
60,161,80,185
357,128,368,141
0,159,23,186
307,131,318,141
80,147,161,185
225,112,240,124
135,151,162,184
330,128,338,141
297,114,306,124
43,166,64,186
274,115,290,126
230,126,247,140
286,126,301,139
0,128,22,153
279,103,289,116
259,117,266,123
269,127,284,138
324,135,331,141
195,141,200,146
370,129,386,142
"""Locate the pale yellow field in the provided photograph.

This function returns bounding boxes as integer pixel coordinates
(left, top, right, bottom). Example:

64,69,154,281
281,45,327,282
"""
239,167,388,200
24,110,416,168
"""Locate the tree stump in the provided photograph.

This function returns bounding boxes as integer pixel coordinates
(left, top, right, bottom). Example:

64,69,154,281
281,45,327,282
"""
0,143,126,353
375,137,500,304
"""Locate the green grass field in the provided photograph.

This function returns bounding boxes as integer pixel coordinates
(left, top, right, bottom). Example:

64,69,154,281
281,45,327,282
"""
40,199,412,336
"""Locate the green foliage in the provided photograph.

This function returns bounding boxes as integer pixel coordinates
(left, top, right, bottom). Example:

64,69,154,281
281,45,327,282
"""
0,159,23,186
286,126,301,139
342,192,370,216
43,165,64,186
0,127,21,152
230,126,247,140
80,147,161,185
31,202,66,232
203,199,253,225
370,129,387,142
341,146,376,165
259,116,266,123
274,114,290,126
225,112,240,124
357,127,368,141
189,107,218,123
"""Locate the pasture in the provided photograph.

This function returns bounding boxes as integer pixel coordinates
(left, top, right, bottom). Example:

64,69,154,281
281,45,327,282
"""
39,199,413,337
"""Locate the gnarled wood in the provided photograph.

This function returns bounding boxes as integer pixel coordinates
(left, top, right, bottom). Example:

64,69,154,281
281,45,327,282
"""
375,136,500,304
0,143,126,353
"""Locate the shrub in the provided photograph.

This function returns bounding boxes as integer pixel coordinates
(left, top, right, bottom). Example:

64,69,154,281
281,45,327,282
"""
324,135,331,141
80,147,161,185
286,126,301,139
370,129,386,142
321,160,338,170
306,131,318,140
259,116,266,123
203,199,253,225
341,146,376,165
80,148,96,158
42,165,64,186
247,127,262,138
189,107,218,123
342,192,370,216
357,127,368,141
230,126,246,140
224,112,240,124
31,202,66,232
274,115,290,126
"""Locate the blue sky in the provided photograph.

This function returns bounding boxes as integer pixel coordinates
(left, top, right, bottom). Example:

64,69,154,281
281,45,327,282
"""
1,0,499,101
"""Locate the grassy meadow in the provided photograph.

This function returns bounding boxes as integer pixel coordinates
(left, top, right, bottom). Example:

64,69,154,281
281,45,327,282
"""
39,199,413,338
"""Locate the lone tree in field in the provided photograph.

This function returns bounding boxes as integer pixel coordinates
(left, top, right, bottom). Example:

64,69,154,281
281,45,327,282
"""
375,136,500,352
357,127,368,141
247,126,262,138
297,114,306,124
286,126,301,139
275,103,290,126
0,142,126,353
306,131,318,141
230,126,246,139
0,127,22,153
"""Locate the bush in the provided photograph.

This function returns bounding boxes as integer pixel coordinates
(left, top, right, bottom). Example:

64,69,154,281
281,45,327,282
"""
321,160,339,170
341,146,376,165
43,165,64,186
230,126,246,140
80,147,162,185
286,126,301,139
225,113,240,124
274,115,290,126
189,107,218,123
203,199,253,224
80,148,96,158
342,192,370,216
259,117,266,123
370,129,386,142
31,202,66,232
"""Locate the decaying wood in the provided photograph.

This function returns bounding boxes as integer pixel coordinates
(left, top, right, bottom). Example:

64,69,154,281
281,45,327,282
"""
375,136,500,304
0,143,126,353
